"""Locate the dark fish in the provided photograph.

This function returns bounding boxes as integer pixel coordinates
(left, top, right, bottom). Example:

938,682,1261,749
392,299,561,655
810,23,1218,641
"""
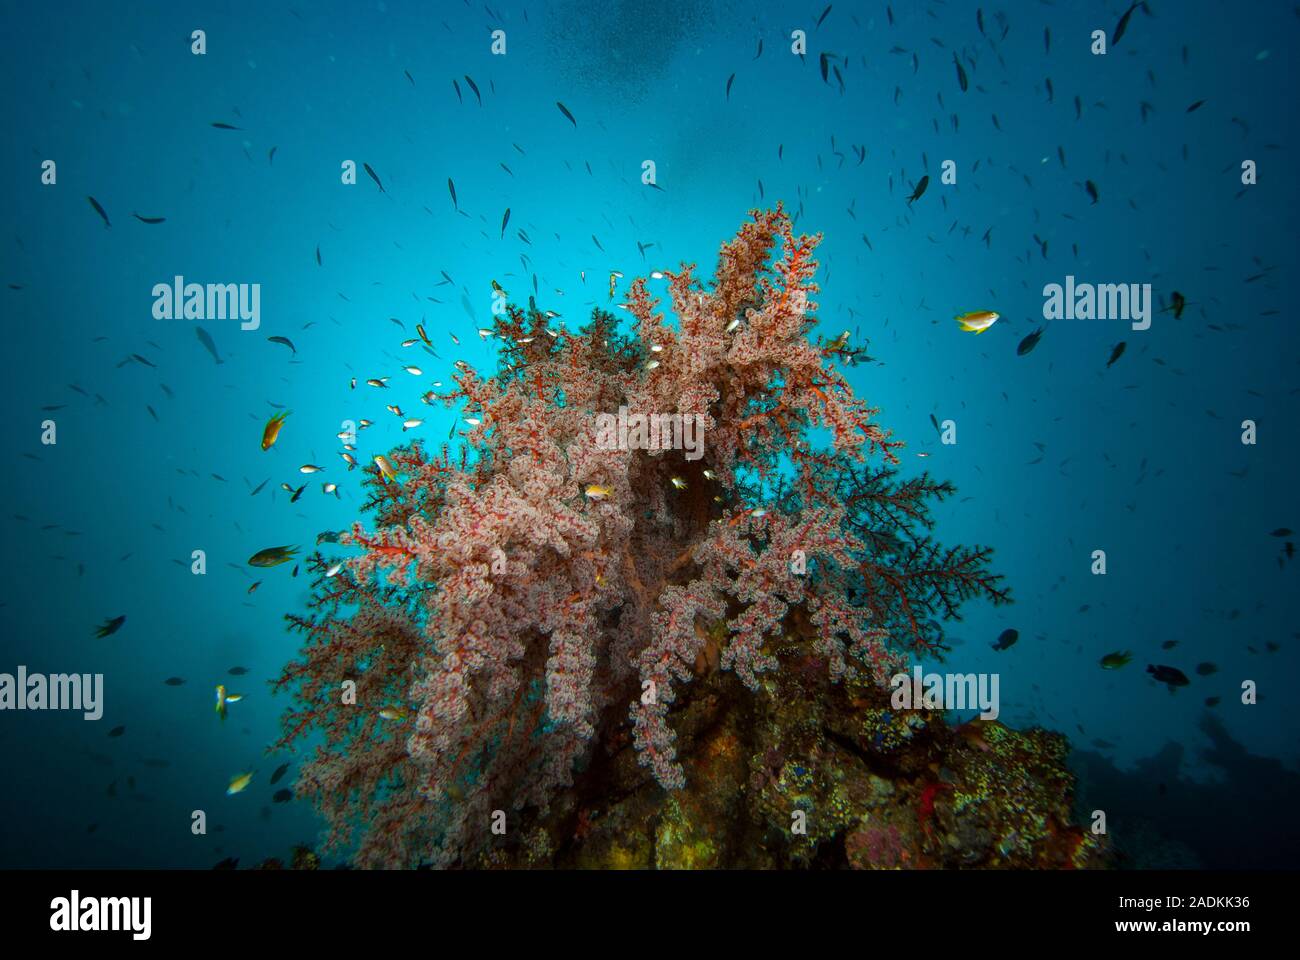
213,857,239,870
87,196,111,228
448,178,458,210
725,72,735,99
195,326,222,364
210,122,241,130
1085,180,1099,204
816,4,831,28
132,213,165,224
906,175,929,205
464,75,481,105
1161,640,1179,650
953,54,968,92
819,52,830,84
1204,696,1221,707
95,615,126,638
556,101,577,127
1017,328,1044,356
404,69,415,86
315,245,321,266
108,726,126,738
754,39,763,59
1195,662,1218,676
1112,2,1142,45
991,628,1018,651
273,789,293,803
1147,664,1189,688
267,336,296,354
501,208,510,238
1106,341,1127,367
1270,528,1293,537
250,478,269,497
227,666,249,675
929,413,940,434
363,163,385,193
268,146,277,165
1186,99,1207,113
592,234,604,252
163,677,186,686
270,763,290,785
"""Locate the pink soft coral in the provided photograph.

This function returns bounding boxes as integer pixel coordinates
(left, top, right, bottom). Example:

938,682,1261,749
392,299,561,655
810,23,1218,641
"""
274,206,1008,867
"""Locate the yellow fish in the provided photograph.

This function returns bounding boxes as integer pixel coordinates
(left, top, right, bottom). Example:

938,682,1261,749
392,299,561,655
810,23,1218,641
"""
215,684,244,721
954,310,1000,334
248,545,298,567
226,771,254,795
261,410,289,451
378,706,408,722
584,483,613,500
374,455,398,482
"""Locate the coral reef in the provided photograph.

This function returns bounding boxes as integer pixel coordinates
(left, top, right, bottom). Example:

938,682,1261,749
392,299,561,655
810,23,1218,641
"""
272,207,1094,869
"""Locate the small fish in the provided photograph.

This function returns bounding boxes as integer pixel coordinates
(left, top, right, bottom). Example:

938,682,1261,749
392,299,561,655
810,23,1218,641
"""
991,628,1018,651
1106,341,1127,367
270,763,290,785
1017,327,1044,355
272,788,292,803
363,163,385,192
261,410,290,451
163,677,186,686
464,74,482,105
501,207,510,238
249,478,269,497
379,705,409,722
1195,662,1218,676
584,484,613,500
725,72,735,99
108,726,126,738
1099,651,1132,670
248,545,298,567
87,196,111,228
1085,180,1099,204
226,771,254,795
227,666,249,676
215,684,244,721
94,615,126,638
1113,1,1142,46
1161,640,1179,651
955,310,999,334
210,122,242,130
298,464,323,474
132,213,166,224
556,101,577,127
195,326,223,364
953,54,968,93
374,455,398,482
669,476,687,490
1147,664,1189,688
1270,528,1293,537
1186,99,1207,113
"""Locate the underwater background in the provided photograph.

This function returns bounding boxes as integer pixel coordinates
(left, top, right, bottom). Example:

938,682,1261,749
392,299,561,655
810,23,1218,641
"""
1,0,1296,869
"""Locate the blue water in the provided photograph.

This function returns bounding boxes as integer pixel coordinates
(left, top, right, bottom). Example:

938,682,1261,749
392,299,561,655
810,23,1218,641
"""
1,0,1296,869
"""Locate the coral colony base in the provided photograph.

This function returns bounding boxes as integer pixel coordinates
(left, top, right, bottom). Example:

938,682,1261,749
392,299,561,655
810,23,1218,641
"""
273,208,1105,869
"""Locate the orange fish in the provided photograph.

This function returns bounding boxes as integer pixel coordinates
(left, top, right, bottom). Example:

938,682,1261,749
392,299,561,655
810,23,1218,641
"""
261,410,289,451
